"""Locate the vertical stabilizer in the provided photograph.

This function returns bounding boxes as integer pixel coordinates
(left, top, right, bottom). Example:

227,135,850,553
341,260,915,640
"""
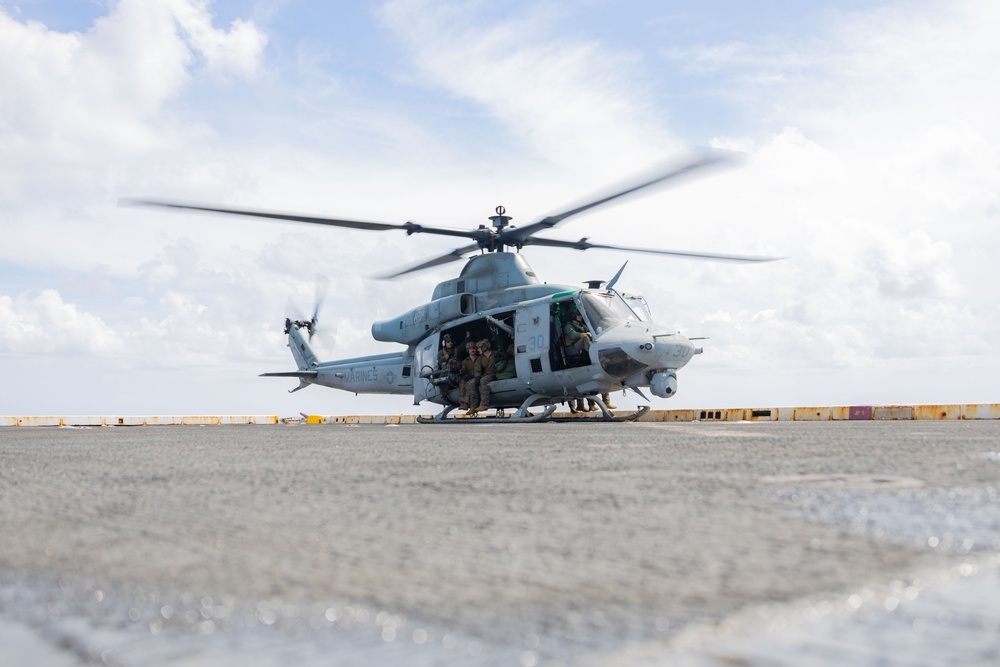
287,323,319,370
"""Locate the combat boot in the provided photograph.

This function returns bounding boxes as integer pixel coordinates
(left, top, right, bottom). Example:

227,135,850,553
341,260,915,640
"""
603,393,616,409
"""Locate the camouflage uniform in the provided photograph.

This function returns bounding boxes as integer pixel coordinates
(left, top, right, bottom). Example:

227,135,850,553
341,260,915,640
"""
458,345,480,410
455,331,475,363
470,339,497,413
437,345,456,369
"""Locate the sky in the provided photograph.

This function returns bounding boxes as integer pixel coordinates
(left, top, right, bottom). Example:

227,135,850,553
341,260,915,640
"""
1,0,998,417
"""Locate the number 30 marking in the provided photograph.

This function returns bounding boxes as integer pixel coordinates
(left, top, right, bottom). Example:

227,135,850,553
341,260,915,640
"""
527,334,545,351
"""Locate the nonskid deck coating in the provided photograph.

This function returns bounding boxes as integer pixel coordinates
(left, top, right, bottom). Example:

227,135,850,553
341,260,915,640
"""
1,421,999,665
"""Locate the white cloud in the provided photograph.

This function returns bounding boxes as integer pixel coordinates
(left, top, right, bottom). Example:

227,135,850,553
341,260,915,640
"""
0,0,267,207
378,0,678,174
647,0,1000,393
170,0,268,79
0,289,123,355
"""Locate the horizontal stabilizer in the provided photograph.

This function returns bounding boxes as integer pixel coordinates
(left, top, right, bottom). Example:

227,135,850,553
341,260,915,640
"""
259,370,319,379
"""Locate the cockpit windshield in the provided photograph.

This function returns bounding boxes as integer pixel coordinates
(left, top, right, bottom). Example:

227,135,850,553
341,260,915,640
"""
578,291,640,335
620,293,653,322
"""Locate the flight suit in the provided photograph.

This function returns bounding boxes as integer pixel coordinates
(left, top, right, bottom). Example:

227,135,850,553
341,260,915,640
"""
564,316,592,352
563,315,615,410
564,315,591,411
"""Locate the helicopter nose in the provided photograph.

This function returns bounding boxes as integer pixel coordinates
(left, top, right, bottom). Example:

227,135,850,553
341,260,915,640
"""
593,326,695,379
651,334,697,369
614,327,695,368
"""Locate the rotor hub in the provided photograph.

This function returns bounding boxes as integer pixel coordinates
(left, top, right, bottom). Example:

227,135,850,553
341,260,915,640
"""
488,205,513,231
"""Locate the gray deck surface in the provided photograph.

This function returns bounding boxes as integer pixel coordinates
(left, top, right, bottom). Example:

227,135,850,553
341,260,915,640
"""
2,421,999,665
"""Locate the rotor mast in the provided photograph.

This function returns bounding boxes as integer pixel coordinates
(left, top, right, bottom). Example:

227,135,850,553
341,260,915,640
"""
485,205,515,253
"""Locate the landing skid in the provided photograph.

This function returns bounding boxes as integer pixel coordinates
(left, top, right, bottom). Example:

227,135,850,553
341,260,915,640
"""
418,394,557,423
417,405,557,424
548,405,650,423
417,394,649,424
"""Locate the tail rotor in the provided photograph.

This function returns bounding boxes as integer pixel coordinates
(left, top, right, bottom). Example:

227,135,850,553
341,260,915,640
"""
284,274,337,353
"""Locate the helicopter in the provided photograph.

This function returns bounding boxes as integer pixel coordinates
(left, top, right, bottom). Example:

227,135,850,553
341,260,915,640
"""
122,149,781,422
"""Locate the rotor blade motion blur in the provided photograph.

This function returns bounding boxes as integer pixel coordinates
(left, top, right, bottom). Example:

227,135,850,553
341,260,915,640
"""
283,274,337,352
120,148,783,279
376,243,482,279
119,198,476,239
312,274,331,324
522,236,782,263
502,148,740,243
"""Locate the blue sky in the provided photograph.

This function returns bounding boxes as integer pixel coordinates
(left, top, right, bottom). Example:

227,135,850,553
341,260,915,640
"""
2,0,998,416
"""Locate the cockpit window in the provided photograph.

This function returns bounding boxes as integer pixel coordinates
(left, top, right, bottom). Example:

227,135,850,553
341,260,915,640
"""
578,291,639,334
621,294,653,322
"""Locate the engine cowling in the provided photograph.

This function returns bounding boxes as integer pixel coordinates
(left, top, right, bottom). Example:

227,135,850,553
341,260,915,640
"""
371,293,475,345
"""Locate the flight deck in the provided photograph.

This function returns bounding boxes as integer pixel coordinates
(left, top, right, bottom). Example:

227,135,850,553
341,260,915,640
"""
2,420,999,666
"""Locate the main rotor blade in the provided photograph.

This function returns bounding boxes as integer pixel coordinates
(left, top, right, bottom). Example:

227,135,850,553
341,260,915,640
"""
376,243,482,279
522,236,783,262
119,198,480,240
606,261,629,291
120,198,409,231
503,148,740,243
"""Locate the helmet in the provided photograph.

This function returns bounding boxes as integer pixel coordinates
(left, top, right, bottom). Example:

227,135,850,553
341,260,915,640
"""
478,339,491,351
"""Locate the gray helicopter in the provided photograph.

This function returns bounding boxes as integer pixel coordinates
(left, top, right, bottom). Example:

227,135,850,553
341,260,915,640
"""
123,150,781,422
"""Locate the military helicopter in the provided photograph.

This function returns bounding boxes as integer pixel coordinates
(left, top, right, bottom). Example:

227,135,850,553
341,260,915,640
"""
122,149,781,422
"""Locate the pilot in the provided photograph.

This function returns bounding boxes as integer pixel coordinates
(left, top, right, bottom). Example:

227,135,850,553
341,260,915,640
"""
562,311,590,411
563,311,616,411
459,341,480,411
466,339,496,416
564,310,592,353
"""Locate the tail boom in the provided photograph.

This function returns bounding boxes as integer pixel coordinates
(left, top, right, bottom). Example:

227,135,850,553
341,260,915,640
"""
261,325,414,396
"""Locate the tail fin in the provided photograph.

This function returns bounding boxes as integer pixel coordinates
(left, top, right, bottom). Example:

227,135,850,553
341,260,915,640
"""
286,319,319,370
259,318,320,393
